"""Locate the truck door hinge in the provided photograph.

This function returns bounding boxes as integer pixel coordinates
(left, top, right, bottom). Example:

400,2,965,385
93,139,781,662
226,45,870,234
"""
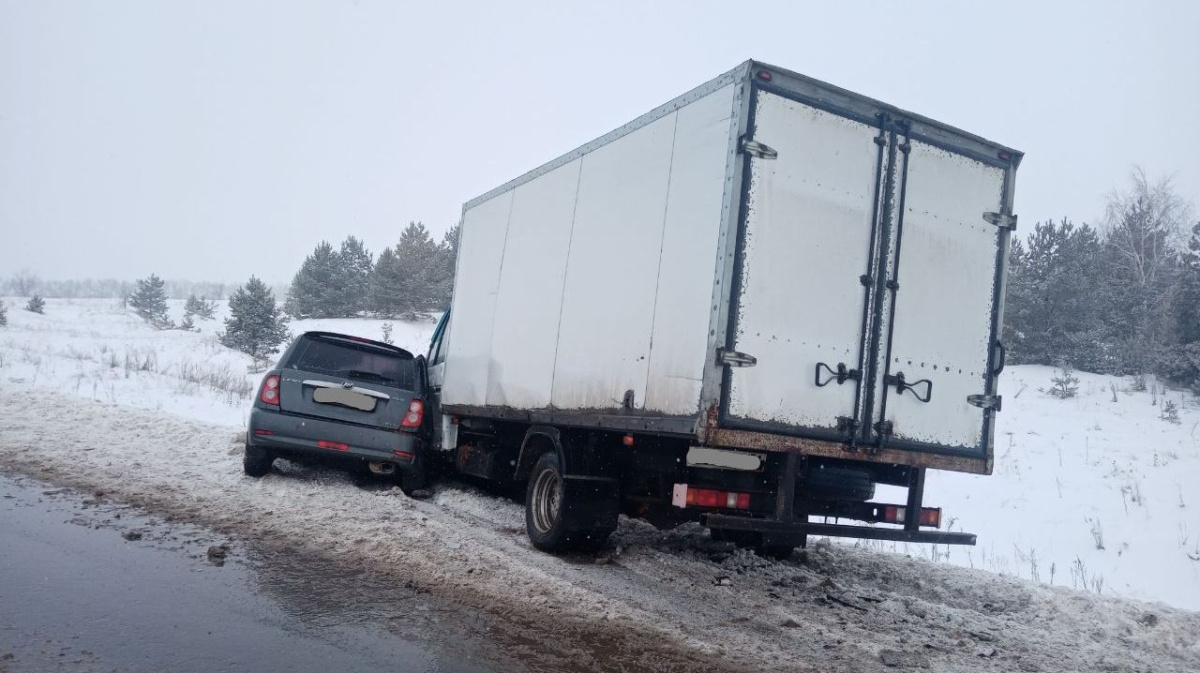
717,348,757,368
982,211,1018,231
873,420,894,436
739,136,778,160
836,416,859,435
967,394,1002,412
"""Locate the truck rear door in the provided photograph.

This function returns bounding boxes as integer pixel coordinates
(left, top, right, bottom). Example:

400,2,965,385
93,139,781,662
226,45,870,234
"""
720,86,1011,460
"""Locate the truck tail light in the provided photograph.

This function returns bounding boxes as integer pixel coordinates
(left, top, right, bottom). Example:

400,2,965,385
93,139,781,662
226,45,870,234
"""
671,484,751,510
401,399,424,428
259,374,280,405
882,505,941,528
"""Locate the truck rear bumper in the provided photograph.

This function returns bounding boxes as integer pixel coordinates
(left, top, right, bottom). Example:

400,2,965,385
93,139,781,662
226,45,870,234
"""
702,513,977,546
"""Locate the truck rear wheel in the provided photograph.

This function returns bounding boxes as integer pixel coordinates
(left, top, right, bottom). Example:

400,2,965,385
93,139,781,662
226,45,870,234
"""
524,451,614,553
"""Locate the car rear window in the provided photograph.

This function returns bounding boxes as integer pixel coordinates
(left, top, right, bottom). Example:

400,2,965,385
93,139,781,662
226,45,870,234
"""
288,336,416,390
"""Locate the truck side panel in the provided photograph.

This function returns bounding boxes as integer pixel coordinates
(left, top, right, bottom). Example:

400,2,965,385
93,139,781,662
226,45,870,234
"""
486,159,583,408
444,84,737,416
442,191,513,407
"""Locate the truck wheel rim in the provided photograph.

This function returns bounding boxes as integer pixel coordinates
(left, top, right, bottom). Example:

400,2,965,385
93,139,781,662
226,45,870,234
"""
531,467,562,534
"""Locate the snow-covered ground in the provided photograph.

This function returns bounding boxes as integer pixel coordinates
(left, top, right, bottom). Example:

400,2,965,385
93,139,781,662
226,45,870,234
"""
1,298,1199,671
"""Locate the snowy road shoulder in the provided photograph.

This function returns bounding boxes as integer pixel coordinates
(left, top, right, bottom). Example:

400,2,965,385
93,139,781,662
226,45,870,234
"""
1,389,1198,673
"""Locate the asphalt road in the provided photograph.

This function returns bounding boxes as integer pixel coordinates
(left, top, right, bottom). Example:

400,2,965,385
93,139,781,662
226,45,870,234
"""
0,473,511,673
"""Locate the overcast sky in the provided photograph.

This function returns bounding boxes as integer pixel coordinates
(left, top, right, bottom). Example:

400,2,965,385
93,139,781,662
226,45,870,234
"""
2,0,1198,284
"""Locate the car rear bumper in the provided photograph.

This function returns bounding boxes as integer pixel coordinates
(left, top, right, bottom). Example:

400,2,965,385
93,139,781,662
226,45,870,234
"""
248,407,421,467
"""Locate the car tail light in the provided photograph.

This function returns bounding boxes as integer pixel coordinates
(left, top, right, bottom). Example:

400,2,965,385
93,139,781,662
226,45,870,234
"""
401,399,424,428
259,374,280,405
671,484,751,510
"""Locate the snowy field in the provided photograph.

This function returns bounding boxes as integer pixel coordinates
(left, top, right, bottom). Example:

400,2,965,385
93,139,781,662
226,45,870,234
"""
1,298,1199,671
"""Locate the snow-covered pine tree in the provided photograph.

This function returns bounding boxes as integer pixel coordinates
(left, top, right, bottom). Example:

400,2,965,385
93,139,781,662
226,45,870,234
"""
369,246,406,317
1175,222,1200,390
183,294,204,320
335,236,374,317
25,295,45,314
220,276,290,367
0,300,7,326
431,223,460,310
1004,219,1105,370
284,241,341,319
393,221,440,319
129,274,172,328
195,296,217,319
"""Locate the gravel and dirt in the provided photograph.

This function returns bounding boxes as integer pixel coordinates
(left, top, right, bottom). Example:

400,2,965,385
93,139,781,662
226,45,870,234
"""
2,388,1199,672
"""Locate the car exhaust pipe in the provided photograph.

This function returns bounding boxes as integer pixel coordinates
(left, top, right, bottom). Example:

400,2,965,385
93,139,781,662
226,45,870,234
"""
367,461,396,476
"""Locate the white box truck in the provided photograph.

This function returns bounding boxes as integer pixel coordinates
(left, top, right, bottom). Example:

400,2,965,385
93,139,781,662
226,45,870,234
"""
424,60,1020,555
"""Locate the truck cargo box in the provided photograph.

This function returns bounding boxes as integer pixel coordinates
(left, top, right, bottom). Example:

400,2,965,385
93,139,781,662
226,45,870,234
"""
438,60,1020,476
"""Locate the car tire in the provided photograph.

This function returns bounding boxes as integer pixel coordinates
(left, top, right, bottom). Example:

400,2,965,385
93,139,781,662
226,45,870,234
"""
243,443,274,477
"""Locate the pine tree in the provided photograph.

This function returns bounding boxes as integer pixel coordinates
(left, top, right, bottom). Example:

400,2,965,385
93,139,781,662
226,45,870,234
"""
1177,222,1200,346
284,241,341,319
195,296,217,320
370,246,406,317
220,276,290,366
1004,220,1105,370
431,223,460,310
393,221,440,319
129,274,172,328
25,295,46,314
334,236,374,316
183,294,204,320
0,300,7,326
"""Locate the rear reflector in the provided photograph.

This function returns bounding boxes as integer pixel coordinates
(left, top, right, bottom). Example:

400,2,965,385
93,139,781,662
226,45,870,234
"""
317,440,349,451
671,484,751,510
253,429,274,436
393,450,414,461
882,505,941,528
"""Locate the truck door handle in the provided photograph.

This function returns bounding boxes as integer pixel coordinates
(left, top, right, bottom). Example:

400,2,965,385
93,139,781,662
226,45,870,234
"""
993,340,1006,376
884,372,932,403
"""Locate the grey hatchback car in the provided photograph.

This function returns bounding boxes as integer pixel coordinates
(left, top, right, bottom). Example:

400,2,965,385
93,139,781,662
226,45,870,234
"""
244,331,430,493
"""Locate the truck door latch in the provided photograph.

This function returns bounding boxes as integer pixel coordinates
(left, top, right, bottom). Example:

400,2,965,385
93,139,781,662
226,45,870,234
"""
815,362,860,387
739,136,778,160
967,394,1002,411
884,372,932,403
982,211,1018,230
717,348,757,368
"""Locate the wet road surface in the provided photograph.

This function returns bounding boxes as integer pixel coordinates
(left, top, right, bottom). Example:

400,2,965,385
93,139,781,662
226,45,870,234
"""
0,473,515,673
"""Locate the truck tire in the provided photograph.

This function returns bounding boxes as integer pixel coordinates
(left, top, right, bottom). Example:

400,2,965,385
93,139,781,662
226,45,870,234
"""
524,452,615,553
802,466,875,501
243,443,274,477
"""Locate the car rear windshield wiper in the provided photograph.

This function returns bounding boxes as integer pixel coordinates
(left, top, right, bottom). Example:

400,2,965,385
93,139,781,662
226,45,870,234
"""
340,370,396,385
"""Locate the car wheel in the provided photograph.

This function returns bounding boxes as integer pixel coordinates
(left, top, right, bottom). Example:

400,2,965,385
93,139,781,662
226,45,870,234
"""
243,443,274,477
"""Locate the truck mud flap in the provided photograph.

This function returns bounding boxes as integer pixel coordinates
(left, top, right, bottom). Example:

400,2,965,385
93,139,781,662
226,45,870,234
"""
560,476,620,531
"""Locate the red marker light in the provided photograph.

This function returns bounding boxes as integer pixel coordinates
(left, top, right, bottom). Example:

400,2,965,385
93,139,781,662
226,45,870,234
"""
756,70,773,82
